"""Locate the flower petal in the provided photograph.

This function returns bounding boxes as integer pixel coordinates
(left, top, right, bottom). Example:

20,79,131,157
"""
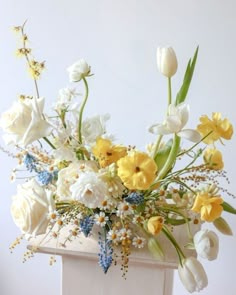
148,123,171,135
177,129,201,142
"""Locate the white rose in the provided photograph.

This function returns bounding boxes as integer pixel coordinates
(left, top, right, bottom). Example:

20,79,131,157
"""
0,97,52,146
178,257,208,293
70,171,109,208
11,179,55,236
156,46,178,78
194,229,219,260
56,161,98,200
67,59,90,82
82,114,110,144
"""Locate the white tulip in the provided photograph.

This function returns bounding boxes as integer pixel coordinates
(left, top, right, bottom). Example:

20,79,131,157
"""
11,179,54,236
157,47,178,77
194,229,219,260
67,59,90,82
178,257,208,293
149,103,201,142
0,97,52,146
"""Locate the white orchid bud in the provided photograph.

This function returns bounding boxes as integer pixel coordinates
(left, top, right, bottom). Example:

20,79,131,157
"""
194,229,219,261
178,257,208,293
156,47,178,78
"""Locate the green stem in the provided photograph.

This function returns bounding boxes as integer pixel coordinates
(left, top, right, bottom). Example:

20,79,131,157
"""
43,137,56,149
152,135,163,158
78,77,89,144
156,134,181,181
168,77,172,107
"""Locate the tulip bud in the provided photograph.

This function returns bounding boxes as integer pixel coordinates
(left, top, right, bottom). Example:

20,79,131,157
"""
193,229,219,261
178,257,208,293
156,47,178,77
147,216,163,236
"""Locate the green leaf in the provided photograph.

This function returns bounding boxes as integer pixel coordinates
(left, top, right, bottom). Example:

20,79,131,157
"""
165,217,190,226
148,238,165,261
213,217,233,235
175,46,199,105
154,139,172,171
222,201,236,214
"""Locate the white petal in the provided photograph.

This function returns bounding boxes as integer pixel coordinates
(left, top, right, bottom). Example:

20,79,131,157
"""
166,115,182,132
178,103,189,128
148,123,171,135
177,129,201,142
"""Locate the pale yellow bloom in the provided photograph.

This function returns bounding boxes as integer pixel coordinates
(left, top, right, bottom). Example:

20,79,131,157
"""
147,216,163,235
92,137,127,168
191,192,223,222
117,151,157,190
197,112,233,144
203,148,224,170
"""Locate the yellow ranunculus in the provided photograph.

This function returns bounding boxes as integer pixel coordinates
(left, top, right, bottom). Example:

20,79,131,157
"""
92,137,127,168
191,192,223,222
203,148,224,170
117,151,157,190
197,112,233,144
147,216,163,236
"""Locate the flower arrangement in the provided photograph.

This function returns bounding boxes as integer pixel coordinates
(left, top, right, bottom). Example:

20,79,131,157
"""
1,23,235,293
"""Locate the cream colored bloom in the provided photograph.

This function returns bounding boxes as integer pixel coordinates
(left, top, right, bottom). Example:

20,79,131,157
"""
156,47,178,77
0,97,52,146
67,59,90,82
194,229,219,261
11,179,54,236
178,257,208,293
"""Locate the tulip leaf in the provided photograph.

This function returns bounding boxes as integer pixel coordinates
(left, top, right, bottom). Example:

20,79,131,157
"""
175,46,199,105
148,238,165,261
165,217,190,226
154,139,172,171
213,217,233,236
222,201,236,214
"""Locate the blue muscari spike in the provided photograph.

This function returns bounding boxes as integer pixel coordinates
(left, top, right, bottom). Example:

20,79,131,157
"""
37,171,53,185
24,153,38,172
80,216,94,237
98,232,113,274
125,192,144,205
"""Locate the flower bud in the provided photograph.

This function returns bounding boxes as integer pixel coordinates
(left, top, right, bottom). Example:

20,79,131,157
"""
147,216,163,235
156,47,178,77
67,59,90,82
178,257,208,293
193,229,219,260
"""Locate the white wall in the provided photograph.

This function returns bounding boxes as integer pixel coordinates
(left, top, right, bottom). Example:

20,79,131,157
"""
0,1,236,294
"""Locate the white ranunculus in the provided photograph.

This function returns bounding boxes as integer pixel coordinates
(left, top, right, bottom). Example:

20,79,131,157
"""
67,59,90,82
0,97,52,146
149,103,201,142
56,161,98,200
156,47,178,78
54,87,79,112
11,179,54,236
82,114,110,144
178,257,208,293
194,229,219,260
70,171,109,208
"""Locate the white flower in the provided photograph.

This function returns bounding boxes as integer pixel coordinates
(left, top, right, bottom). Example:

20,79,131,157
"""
11,179,55,236
194,229,219,261
82,114,110,144
54,87,79,112
67,59,90,82
149,103,201,142
178,257,208,293
94,212,109,227
116,202,134,217
132,237,146,248
107,229,119,243
0,97,52,146
118,228,132,241
156,47,178,78
56,161,98,200
70,171,109,208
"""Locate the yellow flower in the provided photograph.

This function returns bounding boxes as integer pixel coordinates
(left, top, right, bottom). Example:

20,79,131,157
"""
197,112,233,144
92,137,127,168
203,148,224,170
117,151,157,190
147,216,163,235
191,192,223,222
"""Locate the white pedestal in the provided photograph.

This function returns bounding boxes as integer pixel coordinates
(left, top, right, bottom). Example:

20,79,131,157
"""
28,223,200,295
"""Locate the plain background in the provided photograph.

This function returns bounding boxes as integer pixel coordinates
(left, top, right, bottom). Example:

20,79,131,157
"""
0,0,236,294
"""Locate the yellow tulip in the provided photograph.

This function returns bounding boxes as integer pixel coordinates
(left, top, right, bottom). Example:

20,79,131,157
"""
147,216,163,236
